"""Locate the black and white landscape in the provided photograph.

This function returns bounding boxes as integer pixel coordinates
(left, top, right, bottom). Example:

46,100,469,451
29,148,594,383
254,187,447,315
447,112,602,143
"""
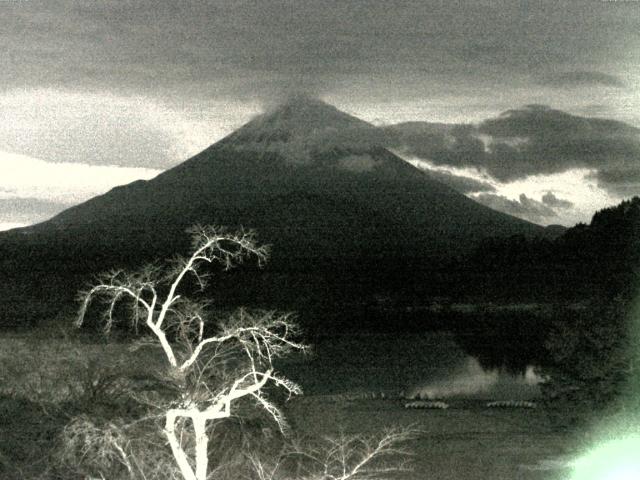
1,2,640,480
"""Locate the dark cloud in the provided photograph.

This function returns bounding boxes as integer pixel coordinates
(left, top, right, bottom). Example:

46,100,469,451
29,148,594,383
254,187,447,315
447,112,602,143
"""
383,122,488,171
587,168,640,198
541,192,574,209
233,103,640,201
479,105,638,139
537,71,625,88
387,106,640,189
1,1,637,101
478,105,640,181
0,1,638,190
382,122,454,154
474,193,558,225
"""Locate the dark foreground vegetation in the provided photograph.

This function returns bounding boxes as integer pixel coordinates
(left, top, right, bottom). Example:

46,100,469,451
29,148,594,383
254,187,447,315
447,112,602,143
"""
2,197,639,334
466,198,640,428
0,385,577,480
2,197,640,478
2,228,420,480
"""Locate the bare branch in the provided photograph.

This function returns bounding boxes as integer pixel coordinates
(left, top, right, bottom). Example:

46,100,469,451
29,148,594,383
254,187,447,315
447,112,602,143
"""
74,226,305,480
154,226,269,332
77,282,151,332
178,309,305,372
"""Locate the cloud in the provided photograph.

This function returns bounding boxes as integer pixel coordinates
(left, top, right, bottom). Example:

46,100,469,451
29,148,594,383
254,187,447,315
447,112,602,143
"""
0,150,161,229
1,1,638,184
227,98,389,164
537,71,625,88
386,122,501,175
474,193,558,224
0,151,161,203
487,106,637,181
0,90,251,169
0,197,70,217
0,222,29,232
224,103,640,207
383,122,489,172
541,192,573,209
423,170,495,194
0,197,71,228
382,122,495,177
587,168,640,198
478,105,640,183
387,106,640,195
494,168,615,226
479,105,638,139
406,159,495,193
2,1,636,105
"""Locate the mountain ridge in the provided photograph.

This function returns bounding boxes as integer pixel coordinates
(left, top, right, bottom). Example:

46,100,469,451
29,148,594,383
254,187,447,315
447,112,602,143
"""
21,97,542,260
0,98,546,328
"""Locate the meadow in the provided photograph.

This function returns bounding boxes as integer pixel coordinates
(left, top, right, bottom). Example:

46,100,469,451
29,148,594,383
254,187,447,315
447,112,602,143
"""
0,329,583,480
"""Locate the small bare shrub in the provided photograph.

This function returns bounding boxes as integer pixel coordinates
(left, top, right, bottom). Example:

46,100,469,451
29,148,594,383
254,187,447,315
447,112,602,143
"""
245,427,417,480
55,413,183,480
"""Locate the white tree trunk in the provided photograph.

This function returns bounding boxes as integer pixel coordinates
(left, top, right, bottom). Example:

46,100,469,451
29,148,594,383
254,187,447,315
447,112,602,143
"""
193,417,209,480
165,411,198,480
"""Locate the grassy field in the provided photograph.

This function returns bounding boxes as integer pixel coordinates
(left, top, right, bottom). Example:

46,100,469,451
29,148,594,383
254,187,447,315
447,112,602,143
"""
0,394,578,480
0,331,581,480
286,397,576,480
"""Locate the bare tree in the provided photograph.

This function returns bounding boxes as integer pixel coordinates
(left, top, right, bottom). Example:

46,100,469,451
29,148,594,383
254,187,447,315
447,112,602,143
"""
77,226,306,480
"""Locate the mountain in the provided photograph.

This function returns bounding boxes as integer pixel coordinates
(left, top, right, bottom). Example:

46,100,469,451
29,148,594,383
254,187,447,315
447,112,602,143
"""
15,98,541,257
0,97,544,328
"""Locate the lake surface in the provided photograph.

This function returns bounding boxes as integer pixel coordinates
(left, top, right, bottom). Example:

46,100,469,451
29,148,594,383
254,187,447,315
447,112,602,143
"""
278,331,543,400
0,327,545,402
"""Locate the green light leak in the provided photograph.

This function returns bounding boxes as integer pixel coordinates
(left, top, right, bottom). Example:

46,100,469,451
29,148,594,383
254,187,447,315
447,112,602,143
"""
569,292,640,480
570,436,640,480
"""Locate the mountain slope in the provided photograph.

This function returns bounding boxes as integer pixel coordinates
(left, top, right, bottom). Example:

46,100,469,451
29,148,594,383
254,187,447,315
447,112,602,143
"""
0,98,545,328
20,98,541,260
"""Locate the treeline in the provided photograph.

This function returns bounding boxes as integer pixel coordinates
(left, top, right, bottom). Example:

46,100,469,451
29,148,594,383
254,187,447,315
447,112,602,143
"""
466,196,640,302
469,196,640,428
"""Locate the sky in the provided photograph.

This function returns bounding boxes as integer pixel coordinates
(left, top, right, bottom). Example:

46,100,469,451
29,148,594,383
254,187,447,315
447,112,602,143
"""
1,0,640,229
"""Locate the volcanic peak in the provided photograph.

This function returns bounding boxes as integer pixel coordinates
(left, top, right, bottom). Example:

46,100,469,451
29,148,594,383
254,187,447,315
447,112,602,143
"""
221,96,376,150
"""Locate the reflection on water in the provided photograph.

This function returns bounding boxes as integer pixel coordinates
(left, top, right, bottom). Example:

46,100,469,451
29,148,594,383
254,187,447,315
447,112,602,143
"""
280,331,545,399
406,357,543,401
450,316,551,374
